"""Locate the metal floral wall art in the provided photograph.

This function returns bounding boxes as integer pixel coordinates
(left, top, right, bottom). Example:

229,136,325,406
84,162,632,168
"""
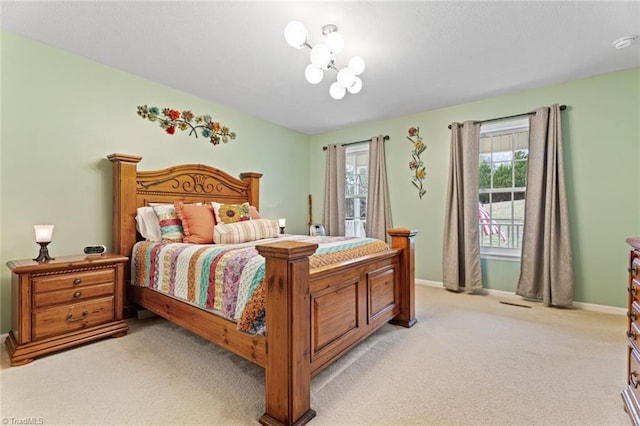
407,126,426,198
137,105,236,145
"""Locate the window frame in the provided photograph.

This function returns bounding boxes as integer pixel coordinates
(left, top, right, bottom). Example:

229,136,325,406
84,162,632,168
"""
478,118,529,261
345,143,369,237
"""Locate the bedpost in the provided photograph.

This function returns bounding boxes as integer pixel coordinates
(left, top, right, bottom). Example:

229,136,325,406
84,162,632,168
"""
107,153,142,259
240,172,262,210
256,241,319,426
388,228,418,328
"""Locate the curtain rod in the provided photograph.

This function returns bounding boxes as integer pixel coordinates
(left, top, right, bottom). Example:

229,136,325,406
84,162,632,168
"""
322,135,389,151
447,105,567,129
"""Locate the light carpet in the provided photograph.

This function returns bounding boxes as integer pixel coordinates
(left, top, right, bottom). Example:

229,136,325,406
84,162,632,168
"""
0,285,630,425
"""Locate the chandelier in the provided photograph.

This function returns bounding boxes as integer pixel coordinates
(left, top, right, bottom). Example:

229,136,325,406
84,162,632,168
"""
284,21,365,100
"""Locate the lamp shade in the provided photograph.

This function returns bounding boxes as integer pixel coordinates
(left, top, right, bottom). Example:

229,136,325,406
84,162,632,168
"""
304,64,324,84
284,21,308,49
278,218,286,227
348,56,365,75
347,76,363,94
324,31,344,54
310,44,332,69
337,67,356,88
329,82,346,100
34,225,54,243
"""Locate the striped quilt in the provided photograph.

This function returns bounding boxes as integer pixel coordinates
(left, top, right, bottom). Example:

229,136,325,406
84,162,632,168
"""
131,235,389,334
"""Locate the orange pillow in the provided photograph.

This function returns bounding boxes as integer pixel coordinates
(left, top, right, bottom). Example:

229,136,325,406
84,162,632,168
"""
249,205,261,219
174,202,215,244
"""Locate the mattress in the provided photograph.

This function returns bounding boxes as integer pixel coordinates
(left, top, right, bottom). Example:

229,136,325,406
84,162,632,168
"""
131,235,389,334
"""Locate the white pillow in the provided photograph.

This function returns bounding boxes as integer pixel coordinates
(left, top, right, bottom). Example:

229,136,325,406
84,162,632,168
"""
137,202,204,242
213,219,279,244
135,206,163,242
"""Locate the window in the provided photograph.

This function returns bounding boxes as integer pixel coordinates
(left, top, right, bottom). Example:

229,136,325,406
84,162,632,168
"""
345,143,368,237
478,119,529,260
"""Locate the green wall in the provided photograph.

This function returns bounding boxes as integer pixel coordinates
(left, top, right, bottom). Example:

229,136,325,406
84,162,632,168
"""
0,31,310,332
309,67,640,309
2,29,638,333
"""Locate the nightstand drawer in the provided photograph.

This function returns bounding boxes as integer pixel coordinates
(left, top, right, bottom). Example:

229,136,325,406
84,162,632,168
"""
33,282,114,308
32,297,115,340
32,269,114,293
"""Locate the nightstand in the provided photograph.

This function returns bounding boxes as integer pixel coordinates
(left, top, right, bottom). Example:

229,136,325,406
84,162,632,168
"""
5,253,129,366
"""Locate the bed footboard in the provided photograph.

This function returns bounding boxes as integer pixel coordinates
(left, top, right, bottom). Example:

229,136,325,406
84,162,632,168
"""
256,228,417,426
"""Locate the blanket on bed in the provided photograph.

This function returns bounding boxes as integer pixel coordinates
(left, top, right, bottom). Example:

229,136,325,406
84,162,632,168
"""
131,235,389,334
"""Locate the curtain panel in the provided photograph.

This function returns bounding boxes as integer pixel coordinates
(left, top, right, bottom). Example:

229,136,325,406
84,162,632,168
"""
365,135,393,242
516,104,574,306
322,144,346,236
442,121,483,292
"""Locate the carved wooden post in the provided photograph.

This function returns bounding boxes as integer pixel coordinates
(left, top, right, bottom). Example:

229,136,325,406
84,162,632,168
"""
256,241,318,426
240,172,262,209
107,153,142,259
388,228,418,328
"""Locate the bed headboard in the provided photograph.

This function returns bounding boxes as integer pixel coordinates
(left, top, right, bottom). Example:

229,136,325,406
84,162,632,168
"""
107,153,262,259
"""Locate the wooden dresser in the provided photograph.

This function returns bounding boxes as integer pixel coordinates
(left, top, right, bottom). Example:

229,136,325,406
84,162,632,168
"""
623,237,640,424
5,254,129,366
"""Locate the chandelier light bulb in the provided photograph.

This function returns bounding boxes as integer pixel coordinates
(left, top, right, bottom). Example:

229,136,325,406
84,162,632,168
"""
337,67,356,88
329,82,346,100
347,76,363,94
324,31,344,54
284,21,309,49
310,44,332,69
348,56,365,75
304,64,324,84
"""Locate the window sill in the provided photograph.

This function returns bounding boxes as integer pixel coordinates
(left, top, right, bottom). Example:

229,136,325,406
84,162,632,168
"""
480,248,521,262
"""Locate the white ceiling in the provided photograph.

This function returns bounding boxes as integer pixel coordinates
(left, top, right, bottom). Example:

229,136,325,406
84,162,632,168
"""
2,1,639,135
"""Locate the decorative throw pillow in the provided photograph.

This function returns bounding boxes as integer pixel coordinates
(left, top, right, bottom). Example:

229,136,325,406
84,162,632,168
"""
249,205,261,220
211,202,251,224
213,218,279,244
152,204,184,242
136,205,163,241
174,202,215,244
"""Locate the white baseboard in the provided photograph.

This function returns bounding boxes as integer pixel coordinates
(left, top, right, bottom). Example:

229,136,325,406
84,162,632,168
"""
415,279,626,316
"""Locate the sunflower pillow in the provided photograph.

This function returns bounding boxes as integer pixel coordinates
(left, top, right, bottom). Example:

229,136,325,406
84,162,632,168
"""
211,202,251,224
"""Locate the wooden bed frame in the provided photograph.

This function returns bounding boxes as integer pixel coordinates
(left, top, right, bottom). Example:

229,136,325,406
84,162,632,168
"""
107,153,417,425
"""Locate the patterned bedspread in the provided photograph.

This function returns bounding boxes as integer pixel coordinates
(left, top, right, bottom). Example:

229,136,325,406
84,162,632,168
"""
131,235,389,334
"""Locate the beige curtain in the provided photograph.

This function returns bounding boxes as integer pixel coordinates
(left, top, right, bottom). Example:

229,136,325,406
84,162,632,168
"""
516,105,573,306
365,135,393,243
322,144,346,236
442,121,483,292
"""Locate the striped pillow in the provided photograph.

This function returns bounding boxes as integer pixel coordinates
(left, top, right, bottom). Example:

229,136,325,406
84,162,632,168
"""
213,218,279,244
152,204,184,242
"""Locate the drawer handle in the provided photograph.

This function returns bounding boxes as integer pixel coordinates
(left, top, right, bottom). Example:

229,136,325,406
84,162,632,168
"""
631,266,639,276
66,311,88,322
73,291,82,298
73,278,82,285
628,330,636,339
629,287,637,295
631,371,640,388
